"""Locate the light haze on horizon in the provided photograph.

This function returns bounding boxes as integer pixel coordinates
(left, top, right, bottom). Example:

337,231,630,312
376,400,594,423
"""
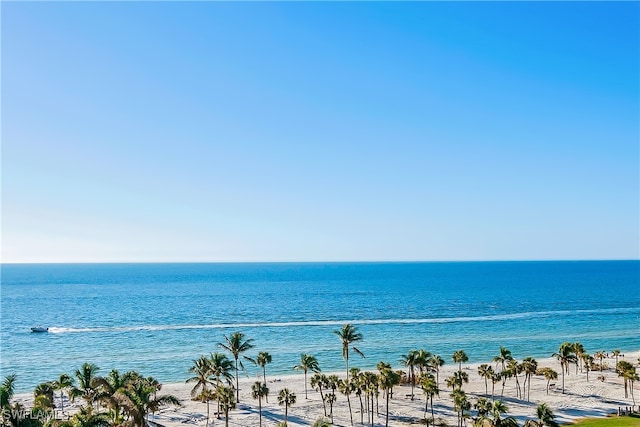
2,2,639,263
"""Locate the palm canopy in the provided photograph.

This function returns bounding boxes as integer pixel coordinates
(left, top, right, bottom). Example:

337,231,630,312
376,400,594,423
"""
452,350,468,372
186,356,214,399
1,374,17,408
115,378,181,427
294,354,321,374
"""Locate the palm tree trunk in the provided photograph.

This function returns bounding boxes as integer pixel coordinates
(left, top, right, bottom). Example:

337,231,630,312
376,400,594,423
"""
285,403,288,424
258,398,262,427
319,386,326,417
346,390,354,426
235,359,240,403
385,389,390,427
431,395,435,426
206,400,210,427
561,364,566,394
304,371,308,399
263,367,268,403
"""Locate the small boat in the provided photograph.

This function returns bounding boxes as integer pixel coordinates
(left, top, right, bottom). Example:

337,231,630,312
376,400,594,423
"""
30,326,49,333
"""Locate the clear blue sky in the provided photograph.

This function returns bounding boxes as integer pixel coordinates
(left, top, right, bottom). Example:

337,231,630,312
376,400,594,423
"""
2,2,639,263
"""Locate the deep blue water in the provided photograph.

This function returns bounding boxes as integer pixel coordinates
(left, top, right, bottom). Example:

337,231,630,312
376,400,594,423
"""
1,261,638,392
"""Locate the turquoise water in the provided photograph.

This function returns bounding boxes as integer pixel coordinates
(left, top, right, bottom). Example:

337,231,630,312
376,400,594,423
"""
1,261,638,392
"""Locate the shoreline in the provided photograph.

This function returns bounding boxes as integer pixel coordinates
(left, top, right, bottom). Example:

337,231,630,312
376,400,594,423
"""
12,350,639,426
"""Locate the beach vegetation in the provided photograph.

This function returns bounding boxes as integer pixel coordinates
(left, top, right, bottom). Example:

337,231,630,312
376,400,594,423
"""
401,351,419,400
337,378,354,426
378,362,401,427
521,357,538,402
450,389,470,427
536,368,558,395
218,332,254,403
452,351,468,374
492,347,514,398
250,381,268,427
214,385,234,427
293,353,320,400
186,357,215,427
207,352,233,418
112,376,180,427
255,351,272,390
552,342,577,394
277,388,296,426
312,417,331,427
420,373,438,425
429,355,446,389
70,364,101,409
51,375,74,414
333,324,364,384
310,373,328,417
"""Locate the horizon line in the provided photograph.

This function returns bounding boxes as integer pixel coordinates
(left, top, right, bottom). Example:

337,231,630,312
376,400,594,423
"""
2,258,639,266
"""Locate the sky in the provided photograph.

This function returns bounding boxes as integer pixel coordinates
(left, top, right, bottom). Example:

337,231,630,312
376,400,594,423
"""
2,2,639,263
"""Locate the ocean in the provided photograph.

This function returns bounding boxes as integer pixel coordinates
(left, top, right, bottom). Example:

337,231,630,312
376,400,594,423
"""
1,261,638,393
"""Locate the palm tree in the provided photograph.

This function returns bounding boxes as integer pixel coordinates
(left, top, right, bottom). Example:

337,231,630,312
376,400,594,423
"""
323,393,336,424
1,374,17,426
64,406,111,427
256,351,273,387
218,332,255,403
616,361,635,399
400,351,418,400
506,359,522,399
623,368,639,405
52,374,74,413
71,363,102,408
572,342,585,373
594,351,606,372
420,374,438,425
334,324,364,383
378,364,401,427
612,349,621,367
310,373,328,417
521,357,538,401
186,356,214,427
215,385,235,427
251,381,269,427
452,350,468,373
488,400,518,427
552,342,577,394
94,369,137,426
537,368,558,395
450,389,470,427
477,364,493,396
338,378,354,426
115,379,181,427
293,354,321,400
277,388,296,425
582,353,594,382
534,402,558,426
415,349,432,376
34,382,55,413
208,352,234,418
430,354,445,388
492,346,513,397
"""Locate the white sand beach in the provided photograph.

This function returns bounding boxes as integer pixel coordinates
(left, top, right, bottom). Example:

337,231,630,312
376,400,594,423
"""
16,351,638,426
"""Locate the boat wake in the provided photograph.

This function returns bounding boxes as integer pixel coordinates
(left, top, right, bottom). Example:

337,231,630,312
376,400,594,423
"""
46,306,638,334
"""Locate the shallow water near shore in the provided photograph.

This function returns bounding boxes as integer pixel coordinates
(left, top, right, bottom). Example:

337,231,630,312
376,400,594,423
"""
1,261,638,392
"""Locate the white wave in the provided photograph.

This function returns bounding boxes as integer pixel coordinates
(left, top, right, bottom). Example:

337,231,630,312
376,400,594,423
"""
45,306,638,334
